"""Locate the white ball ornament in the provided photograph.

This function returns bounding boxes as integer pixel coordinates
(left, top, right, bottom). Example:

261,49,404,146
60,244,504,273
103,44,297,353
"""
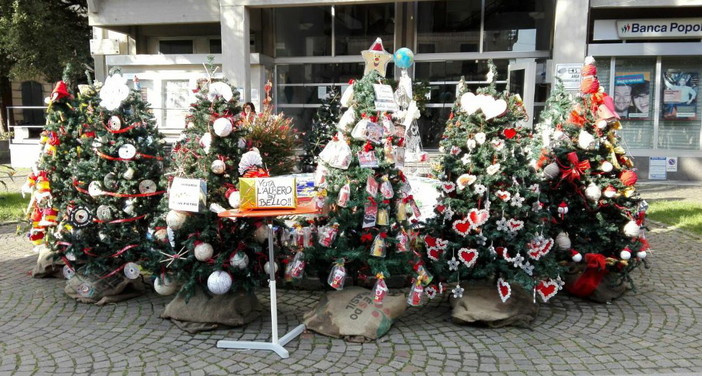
596,119,608,129
207,271,232,295
585,182,602,202
556,232,571,250
604,185,617,198
571,251,583,263
578,130,596,150
600,161,613,173
620,249,632,260
154,275,179,296
636,251,647,259
229,251,249,269
211,159,226,174
623,220,641,237
264,261,279,275
194,242,214,262
213,117,233,137
166,210,188,230
228,191,240,209
543,162,560,180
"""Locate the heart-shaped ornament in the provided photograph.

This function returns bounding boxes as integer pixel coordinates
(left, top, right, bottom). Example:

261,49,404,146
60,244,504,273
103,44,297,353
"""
456,174,477,190
536,279,560,302
527,237,554,260
453,218,471,236
425,285,438,299
506,218,524,232
503,128,517,139
442,182,456,193
486,163,501,175
482,98,508,120
436,205,446,214
457,248,478,268
495,190,511,202
467,208,489,229
474,132,486,144
497,278,512,302
427,248,443,261
460,92,481,115
424,235,438,249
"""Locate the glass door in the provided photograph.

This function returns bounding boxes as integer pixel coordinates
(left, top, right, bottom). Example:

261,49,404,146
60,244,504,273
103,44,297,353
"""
508,61,536,128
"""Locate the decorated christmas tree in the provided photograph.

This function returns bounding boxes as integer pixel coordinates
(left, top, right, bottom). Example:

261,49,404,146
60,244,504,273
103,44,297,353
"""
144,77,271,300
533,57,648,299
241,81,301,176
299,86,341,172
59,70,168,303
303,38,422,297
421,63,563,305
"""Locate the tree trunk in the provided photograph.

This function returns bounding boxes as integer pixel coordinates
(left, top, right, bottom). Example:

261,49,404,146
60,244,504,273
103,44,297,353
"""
0,74,14,134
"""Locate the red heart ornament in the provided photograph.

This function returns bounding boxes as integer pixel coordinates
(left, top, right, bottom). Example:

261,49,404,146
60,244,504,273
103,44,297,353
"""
467,209,489,228
496,190,511,202
435,238,448,250
496,246,514,261
503,128,517,139
457,248,478,268
527,237,554,260
425,285,437,299
453,218,471,236
442,182,456,193
427,247,442,261
436,205,446,214
506,218,524,232
497,278,512,303
536,279,559,302
424,235,438,249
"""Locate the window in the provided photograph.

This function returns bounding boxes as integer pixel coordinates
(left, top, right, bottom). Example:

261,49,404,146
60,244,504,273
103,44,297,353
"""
210,39,222,54
417,0,482,53
275,7,331,57
658,56,701,150
20,81,44,129
483,0,547,52
614,57,656,150
335,4,394,55
159,40,194,54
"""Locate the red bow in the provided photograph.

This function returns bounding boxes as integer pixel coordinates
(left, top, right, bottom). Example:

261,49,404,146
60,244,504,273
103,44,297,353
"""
558,152,590,182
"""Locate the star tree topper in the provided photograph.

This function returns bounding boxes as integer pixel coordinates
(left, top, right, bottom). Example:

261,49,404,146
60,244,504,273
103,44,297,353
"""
362,37,393,77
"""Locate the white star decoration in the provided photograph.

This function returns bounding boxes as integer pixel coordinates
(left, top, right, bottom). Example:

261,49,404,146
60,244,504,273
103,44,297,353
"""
158,247,188,268
452,285,464,299
448,256,459,271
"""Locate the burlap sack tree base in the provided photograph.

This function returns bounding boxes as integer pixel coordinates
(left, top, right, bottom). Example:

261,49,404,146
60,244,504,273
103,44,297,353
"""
65,270,145,305
32,245,64,278
450,279,539,328
303,286,406,343
563,263,628,303
161,286,263,334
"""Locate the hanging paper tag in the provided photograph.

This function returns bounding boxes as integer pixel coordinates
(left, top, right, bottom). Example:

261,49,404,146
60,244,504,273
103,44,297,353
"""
358,150,379,168
362,202,378,228
373,84,399,112
168,177,207,213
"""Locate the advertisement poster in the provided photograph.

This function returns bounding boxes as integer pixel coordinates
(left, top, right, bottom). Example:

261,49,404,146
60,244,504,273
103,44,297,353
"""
663,71,698,120
614,72,651,119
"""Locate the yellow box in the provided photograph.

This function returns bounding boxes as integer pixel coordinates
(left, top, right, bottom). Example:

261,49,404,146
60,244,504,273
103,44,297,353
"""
239,177,297,211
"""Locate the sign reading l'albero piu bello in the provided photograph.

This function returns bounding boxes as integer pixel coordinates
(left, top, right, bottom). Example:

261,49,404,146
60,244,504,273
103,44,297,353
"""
617,18,702,39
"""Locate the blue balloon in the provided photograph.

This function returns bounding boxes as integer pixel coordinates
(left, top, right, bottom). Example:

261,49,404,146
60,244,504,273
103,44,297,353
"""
394,47,414,69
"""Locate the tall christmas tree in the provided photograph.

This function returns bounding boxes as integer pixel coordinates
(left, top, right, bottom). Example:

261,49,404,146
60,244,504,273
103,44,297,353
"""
59,70,168,302
533,57,648,298
144,77,270,300
303,38,422,294
299,86,341,172
421,63,563,304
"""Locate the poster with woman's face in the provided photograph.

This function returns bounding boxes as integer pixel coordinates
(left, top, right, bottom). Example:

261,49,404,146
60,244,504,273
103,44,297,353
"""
663,71,698,120
614,72,651,120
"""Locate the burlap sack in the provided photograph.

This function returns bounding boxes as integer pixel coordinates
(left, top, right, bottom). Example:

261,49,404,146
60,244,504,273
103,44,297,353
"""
161,286,262,334
450,279,538,328
303,286,406,342
32,245,64,278
563,263,627,303
65,270,145,305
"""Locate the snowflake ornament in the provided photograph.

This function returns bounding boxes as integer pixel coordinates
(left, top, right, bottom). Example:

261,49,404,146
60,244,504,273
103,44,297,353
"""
443,207,455,220
475,232,487,246
474,184,487,195
452,285,465,299
496,217,509,232
510,193,525,207
448,256,460,271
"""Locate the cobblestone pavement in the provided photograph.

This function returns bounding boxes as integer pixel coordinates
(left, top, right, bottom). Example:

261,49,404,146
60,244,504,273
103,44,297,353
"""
1,187,702,375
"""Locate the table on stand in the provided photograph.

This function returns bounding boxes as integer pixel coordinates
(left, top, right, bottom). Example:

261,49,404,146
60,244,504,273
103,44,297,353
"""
216,200,318,359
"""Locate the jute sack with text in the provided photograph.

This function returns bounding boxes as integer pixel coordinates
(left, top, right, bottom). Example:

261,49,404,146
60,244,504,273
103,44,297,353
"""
303,286,406,342
65,269,145,305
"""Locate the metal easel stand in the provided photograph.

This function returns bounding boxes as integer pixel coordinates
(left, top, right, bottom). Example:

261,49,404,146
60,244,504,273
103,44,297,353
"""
216,219,305,358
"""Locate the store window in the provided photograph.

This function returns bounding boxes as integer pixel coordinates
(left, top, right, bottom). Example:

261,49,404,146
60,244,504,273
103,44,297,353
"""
483,0,548,52
613,57,655,150
416,0,481,54
274,6,330,57
658,56,701,150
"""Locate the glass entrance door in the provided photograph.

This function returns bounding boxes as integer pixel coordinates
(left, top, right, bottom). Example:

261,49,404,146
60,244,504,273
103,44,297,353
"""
508,61,537,127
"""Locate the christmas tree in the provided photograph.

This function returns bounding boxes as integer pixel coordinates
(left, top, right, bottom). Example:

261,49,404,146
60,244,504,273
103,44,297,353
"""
299,86,341,173
242,81,301,176
59,70,168,301
421,63,563,304
144,77,270,299
302,38,422,296
533,57,648,298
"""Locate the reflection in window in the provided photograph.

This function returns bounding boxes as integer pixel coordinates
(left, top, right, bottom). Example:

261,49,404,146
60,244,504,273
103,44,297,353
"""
483,0,547,52
335,4,394,55
275,7,331,57
417,0,482,54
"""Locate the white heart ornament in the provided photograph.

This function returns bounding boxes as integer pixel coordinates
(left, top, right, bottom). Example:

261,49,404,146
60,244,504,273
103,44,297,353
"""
482,98,508,120
474,132,486,144
486,163,501,175
460,92,481,115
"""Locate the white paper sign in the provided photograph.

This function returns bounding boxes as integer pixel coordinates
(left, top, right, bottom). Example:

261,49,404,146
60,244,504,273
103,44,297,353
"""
169,177,207,212
373,84,398,112
648,157,667,180
555,64,582,89
667,157,678,172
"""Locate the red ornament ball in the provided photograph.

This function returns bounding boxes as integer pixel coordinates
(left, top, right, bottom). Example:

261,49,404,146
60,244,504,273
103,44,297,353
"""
620,170,638,186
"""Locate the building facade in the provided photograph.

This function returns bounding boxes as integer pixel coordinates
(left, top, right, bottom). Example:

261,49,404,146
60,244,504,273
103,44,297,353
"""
83,0,702,180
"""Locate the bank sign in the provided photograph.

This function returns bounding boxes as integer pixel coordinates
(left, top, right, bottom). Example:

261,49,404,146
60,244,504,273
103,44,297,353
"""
617,18,702,39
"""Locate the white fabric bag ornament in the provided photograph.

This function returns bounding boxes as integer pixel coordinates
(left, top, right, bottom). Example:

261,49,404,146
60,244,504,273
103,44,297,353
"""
340,82,355,107
318,135,352,170
336,106,357,132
